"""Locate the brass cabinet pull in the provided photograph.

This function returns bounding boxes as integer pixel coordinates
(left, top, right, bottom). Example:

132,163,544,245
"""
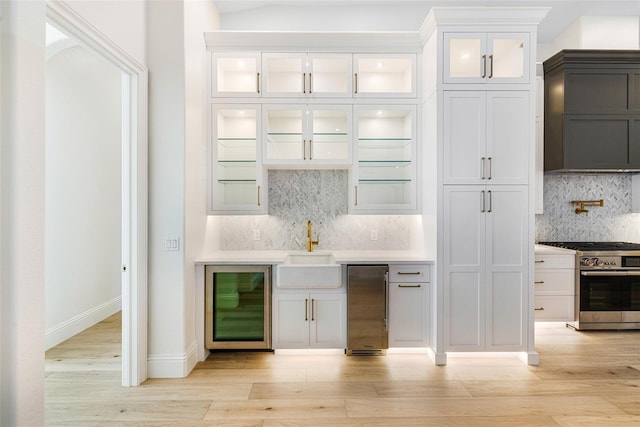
481,157,486,179
487,190,492,213
535,307,545,311
535,260,545,264
355,185,358,206
309,139,313,160
534,281,544,284
399,284,421,288
309,73,313,93
302,73,306,93
354,73,358,94
481,190,486,212
489,54,494,78
303,140,307,160
482,54,487,78
398,271,421,275
257,72,260,93
257,185,261,207
488,157,493,179
311,298,315,321
305,298,308,321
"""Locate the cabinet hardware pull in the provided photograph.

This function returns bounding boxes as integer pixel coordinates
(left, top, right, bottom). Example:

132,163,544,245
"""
302,72,306,93
384,272,389,331
481,157,486,179
481,190,485,212
305,298,308,321
488,54,494,79
535,307,545,311
534,281,544,284
399,284,421,288
257,72,260,93
303,139,307,160
311,298,315,321
257,185,261,207
122,265,127,272
487,190,492,213
309,73,313,93
355,185,358,206
482,54,487,78
535,260,545,264
309,139,313,160
354,73,358,94
488,157,493,180
397,272,421,275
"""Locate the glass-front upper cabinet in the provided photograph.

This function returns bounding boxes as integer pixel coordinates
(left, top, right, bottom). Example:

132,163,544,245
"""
351,105,417,213
210,53,261,98
353,54,416,98
443,33,529,84
262,53,352,98
209,105,266,214
263,105,352,166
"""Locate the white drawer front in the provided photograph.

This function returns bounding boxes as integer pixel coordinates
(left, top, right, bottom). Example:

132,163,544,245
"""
534,270,575,295
389,265,430,283
534,296,574,321
534,254,575,269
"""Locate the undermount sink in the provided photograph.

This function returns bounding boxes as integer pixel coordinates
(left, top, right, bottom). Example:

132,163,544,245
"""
276,252,342,288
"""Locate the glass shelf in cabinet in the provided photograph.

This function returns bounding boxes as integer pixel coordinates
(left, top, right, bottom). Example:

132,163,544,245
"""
358,179,412,183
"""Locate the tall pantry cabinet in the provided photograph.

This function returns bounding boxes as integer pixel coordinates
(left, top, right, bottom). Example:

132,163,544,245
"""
423,8,548,365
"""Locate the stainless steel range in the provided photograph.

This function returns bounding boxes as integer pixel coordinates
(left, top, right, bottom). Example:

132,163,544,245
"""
539,242,640,330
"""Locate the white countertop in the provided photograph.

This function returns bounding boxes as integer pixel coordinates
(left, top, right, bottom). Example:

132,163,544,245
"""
196,250,433,265
535,244,577,255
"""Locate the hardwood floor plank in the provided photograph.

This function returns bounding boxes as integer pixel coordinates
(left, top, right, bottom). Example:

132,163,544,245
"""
262,416,560,426
553,415,640,426
462,379,640,397
373,380,472,398
204,399,347,421
249,381,377,399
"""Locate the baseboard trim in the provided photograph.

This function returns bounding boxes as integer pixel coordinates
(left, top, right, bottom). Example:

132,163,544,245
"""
45,296,122,350
147,341,198,378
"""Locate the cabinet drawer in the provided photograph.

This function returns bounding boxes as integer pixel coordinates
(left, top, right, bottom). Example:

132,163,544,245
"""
389,265,430,283
534,254,575,269
534,296,574,321
534,270,575,295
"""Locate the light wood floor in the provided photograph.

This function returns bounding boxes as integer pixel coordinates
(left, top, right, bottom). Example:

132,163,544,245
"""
45,313,640,426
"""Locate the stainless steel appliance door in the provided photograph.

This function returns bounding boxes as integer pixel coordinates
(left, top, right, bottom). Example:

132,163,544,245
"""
347,265,389,351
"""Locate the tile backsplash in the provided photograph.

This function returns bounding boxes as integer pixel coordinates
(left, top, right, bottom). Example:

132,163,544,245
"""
535,174,640,243
219,170,414,250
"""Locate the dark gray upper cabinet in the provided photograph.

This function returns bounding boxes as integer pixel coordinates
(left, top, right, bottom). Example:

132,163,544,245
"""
543,50,640,172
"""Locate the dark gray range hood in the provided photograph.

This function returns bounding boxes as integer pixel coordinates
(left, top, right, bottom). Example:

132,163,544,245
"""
543,50,640,173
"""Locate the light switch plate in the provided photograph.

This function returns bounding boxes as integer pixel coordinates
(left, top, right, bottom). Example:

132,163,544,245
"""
164,237,180,251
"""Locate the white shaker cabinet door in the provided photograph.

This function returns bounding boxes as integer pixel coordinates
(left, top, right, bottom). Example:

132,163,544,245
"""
309,293,347,349
272,293,309,349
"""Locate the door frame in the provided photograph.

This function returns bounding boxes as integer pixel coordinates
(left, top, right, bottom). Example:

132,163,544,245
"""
46,0,148,386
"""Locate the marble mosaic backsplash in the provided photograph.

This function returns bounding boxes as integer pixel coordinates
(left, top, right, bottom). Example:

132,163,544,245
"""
219,170,413,250
535,174,640,243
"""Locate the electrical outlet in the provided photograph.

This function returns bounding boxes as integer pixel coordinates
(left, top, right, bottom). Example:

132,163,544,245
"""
253,229,261,241
370,229,378,241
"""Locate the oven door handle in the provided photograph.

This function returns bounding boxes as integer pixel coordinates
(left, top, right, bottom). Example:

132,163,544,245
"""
581,271,640,277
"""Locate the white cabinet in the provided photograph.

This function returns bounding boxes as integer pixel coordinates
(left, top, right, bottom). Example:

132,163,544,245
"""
443,91,530,185
209,104,266,214
210,52,261,98
272,292,347,349
262,53,352,98
443,33,530,84
444,185,528,351
353,54,417,98
534,250,576,322
535,68,544,214
388,265,430,347
351,105,417,213
263,104,352,166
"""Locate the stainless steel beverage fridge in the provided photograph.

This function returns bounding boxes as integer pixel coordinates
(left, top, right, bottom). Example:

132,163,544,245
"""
205,265,271,350
347,265,389,354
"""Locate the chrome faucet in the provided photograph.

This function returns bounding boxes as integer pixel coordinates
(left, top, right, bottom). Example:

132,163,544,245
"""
307,220,319,252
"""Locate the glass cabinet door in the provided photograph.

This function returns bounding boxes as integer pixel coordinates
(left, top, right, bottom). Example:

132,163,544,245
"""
352,106,417,213
444,33,529,84
210,53,261,97
263,105,351,165
353,54,416,98
210,105,264,213
262,53,352,98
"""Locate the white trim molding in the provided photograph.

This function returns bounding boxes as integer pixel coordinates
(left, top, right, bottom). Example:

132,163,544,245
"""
147,341,198,379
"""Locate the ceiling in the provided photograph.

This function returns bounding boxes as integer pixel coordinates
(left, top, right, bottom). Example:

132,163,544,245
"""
212,0,640,43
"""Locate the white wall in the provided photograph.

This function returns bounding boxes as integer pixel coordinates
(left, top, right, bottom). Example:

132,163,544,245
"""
45,42,122,349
